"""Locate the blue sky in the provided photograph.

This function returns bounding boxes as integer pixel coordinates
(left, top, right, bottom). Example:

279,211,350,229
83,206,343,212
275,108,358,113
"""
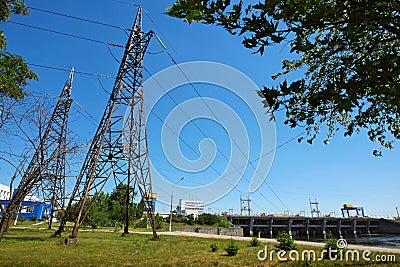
1,0,399,218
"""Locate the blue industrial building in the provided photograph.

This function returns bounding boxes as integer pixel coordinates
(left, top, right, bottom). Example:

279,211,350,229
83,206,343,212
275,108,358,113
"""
0,184,53,221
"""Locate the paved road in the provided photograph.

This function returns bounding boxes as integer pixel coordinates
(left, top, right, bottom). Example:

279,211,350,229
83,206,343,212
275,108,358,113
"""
135,230,400,255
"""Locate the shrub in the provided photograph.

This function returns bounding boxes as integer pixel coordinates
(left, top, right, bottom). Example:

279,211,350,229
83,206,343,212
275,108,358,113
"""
276,231,297,251
218,216,233,227
155,214,163,230
224,240,239,256
250,236,261,247
210,243,218,252
17,216,26,222
187,214,195,225
323,234,340,259
135,216,148,228
30,215,37,222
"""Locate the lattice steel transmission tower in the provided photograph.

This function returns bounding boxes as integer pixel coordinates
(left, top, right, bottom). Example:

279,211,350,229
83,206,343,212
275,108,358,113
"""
240,195,251,216
61,6,157,243
309,198,321,218
0,68,74,240
38,71,74,230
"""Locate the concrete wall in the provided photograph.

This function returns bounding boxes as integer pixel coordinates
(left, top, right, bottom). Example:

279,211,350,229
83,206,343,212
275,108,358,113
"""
172,227,243,237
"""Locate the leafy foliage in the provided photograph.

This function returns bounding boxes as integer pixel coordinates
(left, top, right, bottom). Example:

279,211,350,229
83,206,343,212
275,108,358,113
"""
17,215,26,222
155,213,163,230
323,234,341,259
224,239,239,256
0,1,37,100
196,213,233,227
186,214,195,225
107,183,136,226
167,0,400,155
210,242,218,252
171,213,186,223
135,215,148,228
275,231,297,251
83,192,112,229
250,236,261,247
0,0,29,22
64,184,140,229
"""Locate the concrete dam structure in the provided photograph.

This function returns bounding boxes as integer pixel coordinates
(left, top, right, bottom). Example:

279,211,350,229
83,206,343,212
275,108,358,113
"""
227,215,400,239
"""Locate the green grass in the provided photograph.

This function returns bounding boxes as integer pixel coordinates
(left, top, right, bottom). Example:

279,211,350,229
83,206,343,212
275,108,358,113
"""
0,228,398,266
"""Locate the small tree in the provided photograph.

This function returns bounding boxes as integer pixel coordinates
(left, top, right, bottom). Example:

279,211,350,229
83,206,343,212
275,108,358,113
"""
218,216,233,227
276,231,297,251
187,214,195,225
155,214,163,230
250,236,261,247
323,234,341,259
224,239,239,256
135,215,148,228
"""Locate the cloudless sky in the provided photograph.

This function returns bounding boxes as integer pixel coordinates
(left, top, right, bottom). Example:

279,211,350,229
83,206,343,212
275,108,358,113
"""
1,0,399,218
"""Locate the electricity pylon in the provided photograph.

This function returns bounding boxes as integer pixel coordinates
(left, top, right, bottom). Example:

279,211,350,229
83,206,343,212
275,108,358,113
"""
0,68,74,241
39,82,73,230
61,6,157,243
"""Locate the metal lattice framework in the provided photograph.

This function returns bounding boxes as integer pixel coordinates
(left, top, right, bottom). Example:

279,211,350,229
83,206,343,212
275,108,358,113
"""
0,68,74,240
60,7,157,241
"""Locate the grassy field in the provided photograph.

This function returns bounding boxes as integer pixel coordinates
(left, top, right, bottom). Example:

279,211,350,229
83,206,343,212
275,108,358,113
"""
0,227,398,266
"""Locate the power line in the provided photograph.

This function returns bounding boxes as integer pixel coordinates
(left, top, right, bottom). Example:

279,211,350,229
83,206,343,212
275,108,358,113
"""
141,8,279,211
150,23,303,210
27,6,130,31
152,35,290,211
142,9,281,212
27,91,99,128
142,66,292,213
71,100,99,127
109,0,140,7
27,63,116,79
142,8,183,63
144,66,277,212
7,20,123,48
18,4,295,212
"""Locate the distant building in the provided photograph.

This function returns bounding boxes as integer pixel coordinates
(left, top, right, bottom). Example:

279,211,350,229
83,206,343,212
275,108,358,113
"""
0,183,53,221
177,199,204,217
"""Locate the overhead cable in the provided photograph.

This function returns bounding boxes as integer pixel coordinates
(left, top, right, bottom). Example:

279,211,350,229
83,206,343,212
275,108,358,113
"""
27,6,130,31
7,20,123,48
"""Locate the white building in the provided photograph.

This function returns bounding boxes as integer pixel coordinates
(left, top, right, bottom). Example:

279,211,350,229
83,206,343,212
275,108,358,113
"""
0,183,11,200
0,183,39,202
177,199,204,217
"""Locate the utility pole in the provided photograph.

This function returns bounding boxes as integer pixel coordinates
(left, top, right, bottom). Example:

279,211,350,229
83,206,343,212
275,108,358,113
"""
0,68,74,241
61,6,158,243
169,177,184,232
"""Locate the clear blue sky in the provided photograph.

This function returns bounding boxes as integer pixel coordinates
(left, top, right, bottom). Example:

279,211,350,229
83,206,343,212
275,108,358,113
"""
1,0,399,218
